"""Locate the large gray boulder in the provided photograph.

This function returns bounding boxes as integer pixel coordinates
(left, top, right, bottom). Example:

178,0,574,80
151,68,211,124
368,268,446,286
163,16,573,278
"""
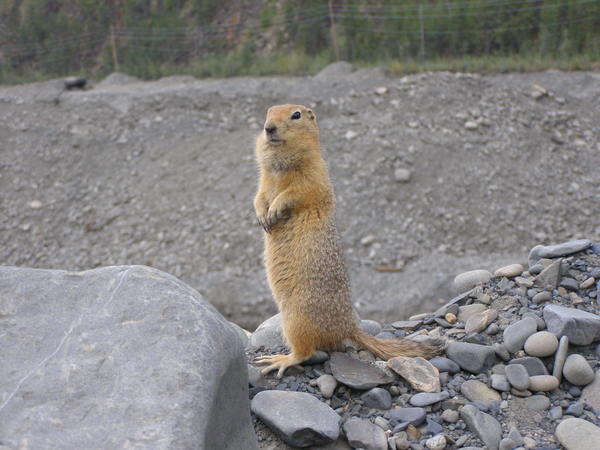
0,265,258,450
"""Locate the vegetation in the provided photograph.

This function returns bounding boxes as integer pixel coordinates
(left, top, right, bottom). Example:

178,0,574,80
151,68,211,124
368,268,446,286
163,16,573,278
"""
0,0,599,84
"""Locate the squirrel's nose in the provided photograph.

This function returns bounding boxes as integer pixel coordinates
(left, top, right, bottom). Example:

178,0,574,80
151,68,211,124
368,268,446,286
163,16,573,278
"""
265,124,277,135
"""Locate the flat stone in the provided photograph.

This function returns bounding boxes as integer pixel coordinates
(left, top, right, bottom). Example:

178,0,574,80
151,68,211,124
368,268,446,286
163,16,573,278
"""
506,364,530,390
252,390,340,447
361,387,392,410
454,270,493,293
563,354,595,386
0,266,258,450
582,370,600,410
391,320,423,330
525,395,551,411
385,407,427,426
555,418,600,450
534,260,561,290
457,303,488,323
543,304,600,345
342,417,387,450
429,357,460,374
491,374,511,391
387,356,440,392
509,356,549,376
330,352,395,390
529,375,559,392
529,239,592,265
317,374,338,398
494,264,524,278
465,309,498,334
446,342,496,373
460,404,502,450
460,380,501,406
553,336,569,382
524,331,558,357
503,317,538,353
409,391,450,407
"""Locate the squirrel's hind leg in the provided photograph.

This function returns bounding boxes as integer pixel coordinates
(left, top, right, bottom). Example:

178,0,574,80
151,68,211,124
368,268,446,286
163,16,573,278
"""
255,341,314,378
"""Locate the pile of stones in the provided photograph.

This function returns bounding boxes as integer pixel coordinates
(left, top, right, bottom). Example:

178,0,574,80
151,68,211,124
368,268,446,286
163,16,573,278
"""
247,239,600,449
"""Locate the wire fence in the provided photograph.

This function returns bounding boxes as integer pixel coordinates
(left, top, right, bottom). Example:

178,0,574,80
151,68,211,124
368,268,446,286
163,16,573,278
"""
0,0,598,78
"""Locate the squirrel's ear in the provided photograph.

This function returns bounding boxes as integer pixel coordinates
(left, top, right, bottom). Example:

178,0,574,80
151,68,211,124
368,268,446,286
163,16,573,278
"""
307,109,316,120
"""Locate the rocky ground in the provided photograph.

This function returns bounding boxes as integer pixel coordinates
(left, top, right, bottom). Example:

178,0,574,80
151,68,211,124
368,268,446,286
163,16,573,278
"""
247,239,600,449
1,64,600,330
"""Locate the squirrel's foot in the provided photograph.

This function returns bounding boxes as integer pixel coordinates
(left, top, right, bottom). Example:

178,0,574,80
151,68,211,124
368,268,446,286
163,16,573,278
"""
255,353,305,379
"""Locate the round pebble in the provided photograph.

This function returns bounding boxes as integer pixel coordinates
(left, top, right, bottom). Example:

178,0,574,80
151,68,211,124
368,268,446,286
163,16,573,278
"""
529,375,559,392
426,434,447,450
441,409,459,423
454,270,493,292
563,354,595,386
505,364,530,390
524,331,558,357
494,263,524,278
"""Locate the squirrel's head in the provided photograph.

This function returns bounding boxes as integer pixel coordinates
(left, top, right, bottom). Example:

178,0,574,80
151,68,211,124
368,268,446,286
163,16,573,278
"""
259,104,319,151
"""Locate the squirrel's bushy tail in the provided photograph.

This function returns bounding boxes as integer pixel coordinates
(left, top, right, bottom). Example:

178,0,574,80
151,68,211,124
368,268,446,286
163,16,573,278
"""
353,329,445,360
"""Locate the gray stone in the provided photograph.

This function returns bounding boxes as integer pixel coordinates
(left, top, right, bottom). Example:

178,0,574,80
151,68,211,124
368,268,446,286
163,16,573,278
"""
454,270,493,293
524,331,558,357
553,336,569,382
249,313,284,349
522,312,546,330
509,356,549,376
0,266,258,450
457,303,488,323
555,417,600,450
491,374,511,391
385,407,427,426
317,374,338,398
544,304,600,345
429,357,460,374
549,405,563,420
330,352,394,390
528,239,592,265
342,417,387,450
529,375,559,392
534,260,561,290
461,379,501,406
409,391,450,407
503,317,538,353
361,387,392,410
493,343,511,361
508,427,524,446
391,320,423,330
441,409,459,423
494,264,524,278
499,438,517,450
525,395,551,411
373,416,390,431
506,364,530,390
425,434,447,450
532,291,552,304
460,404,502,450
560,277,580,292
565,401,584,416
388,356,440,392
465,309,498,334
581,370,600,410
252,390,340,447
360,320,382,336
446,341,496,373
563,354,595,386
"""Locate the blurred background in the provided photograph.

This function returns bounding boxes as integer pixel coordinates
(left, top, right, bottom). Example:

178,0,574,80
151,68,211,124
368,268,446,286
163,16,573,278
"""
1,1,599,331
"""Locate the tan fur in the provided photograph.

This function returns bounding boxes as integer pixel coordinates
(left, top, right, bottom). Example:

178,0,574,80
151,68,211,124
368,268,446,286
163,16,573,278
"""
254,104,444,377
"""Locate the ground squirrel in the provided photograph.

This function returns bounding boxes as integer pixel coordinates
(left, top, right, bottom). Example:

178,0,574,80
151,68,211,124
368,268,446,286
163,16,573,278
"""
254,104,444,377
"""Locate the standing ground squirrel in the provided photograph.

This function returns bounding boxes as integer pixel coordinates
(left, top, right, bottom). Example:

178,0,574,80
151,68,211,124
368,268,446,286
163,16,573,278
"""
254,104,444,377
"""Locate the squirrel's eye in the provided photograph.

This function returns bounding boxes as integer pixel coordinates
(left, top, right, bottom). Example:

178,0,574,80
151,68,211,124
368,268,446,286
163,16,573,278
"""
291,111,301,120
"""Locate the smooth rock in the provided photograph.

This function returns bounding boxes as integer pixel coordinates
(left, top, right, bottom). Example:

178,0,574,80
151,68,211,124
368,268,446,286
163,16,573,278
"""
425,434,447,450
361,387,392,410
525,395,551,411
581,370,600,410
441,409,459,423
385,407,427,426
465,309,498,334
534,260,561,290
493,343,511,361
360,320,382,336
565,401,584,416
454,270,493,293
429,357,460,374
491,374,511,391
543,304,600,345
394,168,412,183
409,391,449,407
529,375,559,392
563,354,595,386
524,331,558,357
446,341,496,373
560,277,580,291
330,352,395,390
342,417,387,450
249,313,284,349
457,303,488,323
391,320,423,330
252,390,340,447
522,312,546,330
0,266,258,450
553,336,569,382
506,364,530,390
317,374,338,398
532,291,552,304
494,264,524,278
528,239,592,265
509,356,549,376
555,417,600,450
499,438,517,450
460,404,502,450
549,405,563,420
503,317,538,353
387,356,440,392
460,380,501,406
